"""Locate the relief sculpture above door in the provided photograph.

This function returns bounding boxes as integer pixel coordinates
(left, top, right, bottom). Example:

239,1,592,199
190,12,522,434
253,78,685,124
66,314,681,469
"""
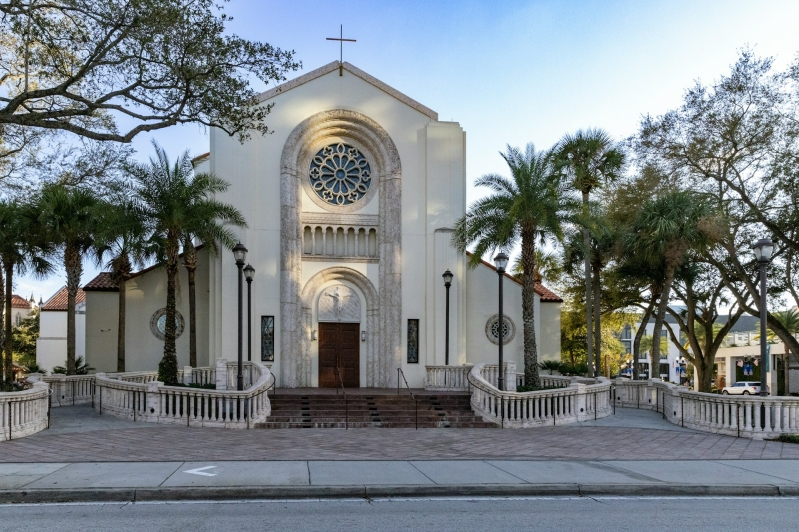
317,284,360,322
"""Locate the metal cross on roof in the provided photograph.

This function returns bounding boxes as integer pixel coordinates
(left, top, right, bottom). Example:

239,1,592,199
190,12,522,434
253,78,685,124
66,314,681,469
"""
326,25,356,76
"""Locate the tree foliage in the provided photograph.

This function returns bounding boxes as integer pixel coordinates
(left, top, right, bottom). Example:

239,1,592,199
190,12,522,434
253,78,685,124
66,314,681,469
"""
0,0,299,148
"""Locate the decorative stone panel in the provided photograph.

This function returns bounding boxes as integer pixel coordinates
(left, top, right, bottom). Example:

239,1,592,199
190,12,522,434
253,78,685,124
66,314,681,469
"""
317,284,361,322
281,109,402,387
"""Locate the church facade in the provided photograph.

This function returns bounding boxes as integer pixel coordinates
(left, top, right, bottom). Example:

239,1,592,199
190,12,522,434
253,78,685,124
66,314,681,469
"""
82,61,561,388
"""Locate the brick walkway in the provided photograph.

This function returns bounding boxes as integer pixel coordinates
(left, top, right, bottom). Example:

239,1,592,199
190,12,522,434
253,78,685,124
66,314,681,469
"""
3,405,799,463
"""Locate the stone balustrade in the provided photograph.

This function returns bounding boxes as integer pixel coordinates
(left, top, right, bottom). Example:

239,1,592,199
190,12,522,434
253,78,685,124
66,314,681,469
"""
0,382,50,441
424,365,472,391
468,363,613,428
37,374,95,407
614,379,799,439
94,360,274,429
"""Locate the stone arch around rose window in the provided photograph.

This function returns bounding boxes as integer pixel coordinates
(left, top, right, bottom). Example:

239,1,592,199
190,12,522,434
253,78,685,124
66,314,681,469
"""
280,109,402,388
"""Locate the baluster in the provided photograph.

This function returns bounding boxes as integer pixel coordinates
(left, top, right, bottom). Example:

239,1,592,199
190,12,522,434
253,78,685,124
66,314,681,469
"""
764,401,773,433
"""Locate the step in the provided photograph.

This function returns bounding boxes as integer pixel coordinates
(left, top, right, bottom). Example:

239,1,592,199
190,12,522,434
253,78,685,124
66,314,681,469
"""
255,421,497,429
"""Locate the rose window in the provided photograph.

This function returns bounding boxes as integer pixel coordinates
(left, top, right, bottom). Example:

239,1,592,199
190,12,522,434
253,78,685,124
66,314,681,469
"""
486,315,515,345
309,143,371,206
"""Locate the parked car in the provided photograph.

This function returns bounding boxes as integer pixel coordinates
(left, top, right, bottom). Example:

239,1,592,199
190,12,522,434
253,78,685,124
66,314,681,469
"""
721,381,765,395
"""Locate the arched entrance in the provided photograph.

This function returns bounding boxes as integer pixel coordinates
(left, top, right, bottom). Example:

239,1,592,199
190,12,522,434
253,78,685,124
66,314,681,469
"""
316,284,361,388
300,267,378,387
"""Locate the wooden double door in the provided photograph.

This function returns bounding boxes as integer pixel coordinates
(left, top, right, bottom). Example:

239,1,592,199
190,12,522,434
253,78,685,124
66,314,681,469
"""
318,322,360,388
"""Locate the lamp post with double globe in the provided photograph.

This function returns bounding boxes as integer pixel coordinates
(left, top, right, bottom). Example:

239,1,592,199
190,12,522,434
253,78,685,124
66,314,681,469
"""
442,270,453,366
232,242,248,391
494,253,509,391
752,237,774,397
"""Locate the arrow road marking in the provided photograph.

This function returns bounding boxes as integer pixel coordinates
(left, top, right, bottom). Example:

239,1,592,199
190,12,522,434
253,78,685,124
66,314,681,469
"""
183,466,218,477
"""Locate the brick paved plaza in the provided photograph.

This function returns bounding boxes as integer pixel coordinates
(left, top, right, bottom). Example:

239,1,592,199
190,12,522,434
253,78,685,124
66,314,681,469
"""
3,405,799,463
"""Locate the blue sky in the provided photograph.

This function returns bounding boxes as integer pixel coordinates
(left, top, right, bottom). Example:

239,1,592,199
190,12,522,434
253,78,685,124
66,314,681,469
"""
21,0,799,304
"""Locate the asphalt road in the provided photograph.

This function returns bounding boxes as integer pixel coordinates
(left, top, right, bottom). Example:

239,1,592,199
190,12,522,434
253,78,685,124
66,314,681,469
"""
1,496,797,532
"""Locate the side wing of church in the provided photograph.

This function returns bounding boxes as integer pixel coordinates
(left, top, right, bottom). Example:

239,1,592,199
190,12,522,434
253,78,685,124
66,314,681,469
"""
82,61,561,388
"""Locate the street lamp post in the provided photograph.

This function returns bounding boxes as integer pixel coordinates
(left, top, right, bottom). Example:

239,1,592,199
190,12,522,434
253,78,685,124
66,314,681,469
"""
244,264,255,363
752,237,773,397
494,253,509,391
233,242,248,391
442,270,453,366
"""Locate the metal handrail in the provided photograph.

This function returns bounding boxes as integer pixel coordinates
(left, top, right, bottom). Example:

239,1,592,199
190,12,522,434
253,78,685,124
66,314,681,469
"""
397,368,418,430
334,365,348,430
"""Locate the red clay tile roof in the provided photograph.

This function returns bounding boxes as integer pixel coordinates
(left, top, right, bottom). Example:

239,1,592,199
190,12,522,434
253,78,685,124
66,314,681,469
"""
11,294,32,308
467,251,563,303
83,272,118,292
191,152,210,166
41,287,86,311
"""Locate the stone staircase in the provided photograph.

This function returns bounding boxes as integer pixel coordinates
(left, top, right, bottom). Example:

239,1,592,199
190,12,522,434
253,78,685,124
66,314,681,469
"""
256,392,496,428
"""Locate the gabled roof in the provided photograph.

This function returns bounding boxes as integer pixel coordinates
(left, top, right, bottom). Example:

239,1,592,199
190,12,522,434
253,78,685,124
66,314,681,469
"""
466,252,563,303
83,272,118,292
255,61,438,121
191,152,210,167
83,245,206,292
11,294,32,308
41,287,86,311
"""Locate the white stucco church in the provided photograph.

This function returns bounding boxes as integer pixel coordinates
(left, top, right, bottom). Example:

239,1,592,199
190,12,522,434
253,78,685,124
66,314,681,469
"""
80,61,562,388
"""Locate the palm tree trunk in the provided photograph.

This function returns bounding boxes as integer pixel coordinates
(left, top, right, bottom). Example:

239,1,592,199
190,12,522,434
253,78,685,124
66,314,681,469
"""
158,243,180,385
182,240,198,368
117,277,127,372
582,192,594,377
651,267,675,381
64,244,82,376
0,263,5,387
633,299,656,380
3,263,11,386
592,265,602,376
521,227,541,388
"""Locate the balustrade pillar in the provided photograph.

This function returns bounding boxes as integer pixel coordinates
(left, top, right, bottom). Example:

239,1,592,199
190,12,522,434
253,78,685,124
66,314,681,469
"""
215,358,229,391
182,366,193,385
572,383,588,421
504,361,517,392
145,381,160,422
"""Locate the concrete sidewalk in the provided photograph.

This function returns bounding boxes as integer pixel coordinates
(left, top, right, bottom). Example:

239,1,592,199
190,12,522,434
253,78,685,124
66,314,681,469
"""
4,459,799,503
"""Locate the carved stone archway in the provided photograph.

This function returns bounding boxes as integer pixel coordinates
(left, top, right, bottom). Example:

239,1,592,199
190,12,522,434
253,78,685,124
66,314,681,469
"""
280,110,401,387
299,267,379,386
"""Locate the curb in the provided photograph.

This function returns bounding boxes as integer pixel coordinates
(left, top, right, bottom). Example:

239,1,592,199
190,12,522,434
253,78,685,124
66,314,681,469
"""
2,483,796,504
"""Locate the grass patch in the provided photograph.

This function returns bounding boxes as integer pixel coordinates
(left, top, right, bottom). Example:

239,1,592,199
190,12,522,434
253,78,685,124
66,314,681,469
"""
774,434,799,445
516,384,565,393
167,382,217,390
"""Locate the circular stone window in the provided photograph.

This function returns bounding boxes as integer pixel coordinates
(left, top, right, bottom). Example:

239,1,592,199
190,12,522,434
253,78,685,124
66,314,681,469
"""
149,308,185,340
486,314,515,345
309,143,372,206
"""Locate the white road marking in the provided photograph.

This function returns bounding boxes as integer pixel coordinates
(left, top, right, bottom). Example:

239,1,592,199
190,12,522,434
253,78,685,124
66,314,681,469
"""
183,466,218,477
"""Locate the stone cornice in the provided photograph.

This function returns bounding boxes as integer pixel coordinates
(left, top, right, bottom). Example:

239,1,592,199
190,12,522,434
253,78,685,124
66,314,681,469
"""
255,61,438,121
301,212,379,227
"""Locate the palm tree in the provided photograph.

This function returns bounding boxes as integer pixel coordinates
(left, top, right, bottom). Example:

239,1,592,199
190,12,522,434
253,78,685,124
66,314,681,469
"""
563,204,619,376
0,200,53,387
557,129,625,377
511,249,561,285
182,206,243,367
93,198,153,372
625,190,715,380
37,184,99,375
129,143,246,384
453,144,572,389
